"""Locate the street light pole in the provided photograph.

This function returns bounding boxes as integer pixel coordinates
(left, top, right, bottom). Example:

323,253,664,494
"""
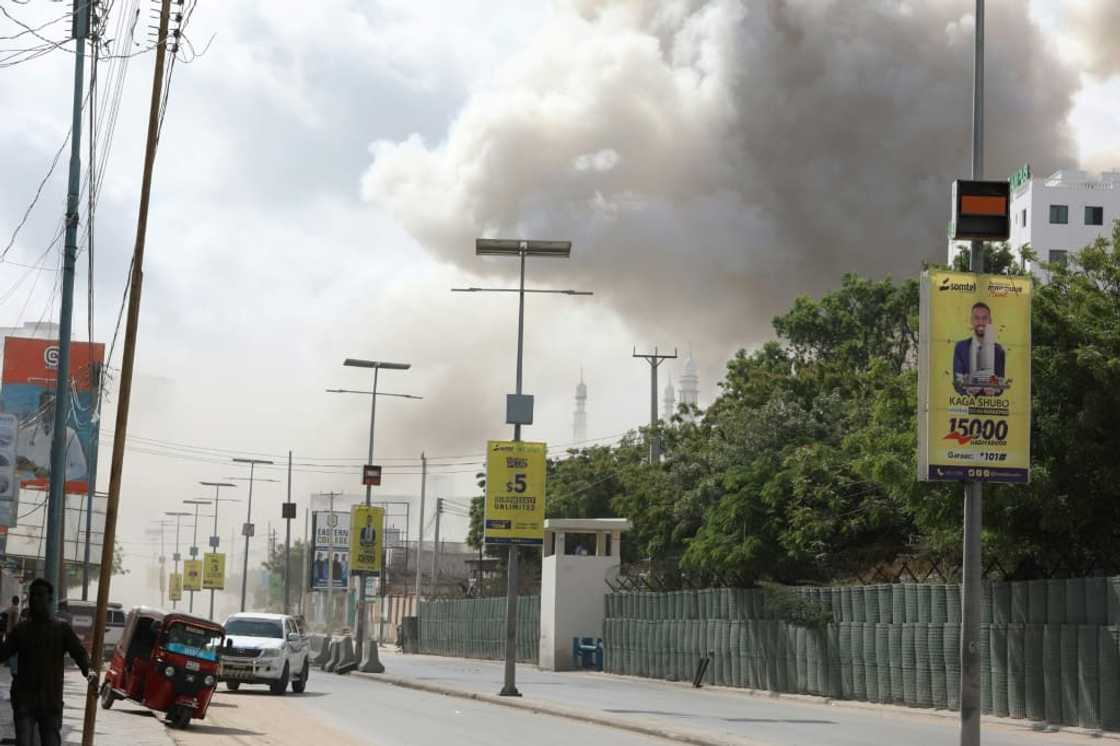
961,3,985,746
183,499,209,614
233,458,274,612
455,238,591,698
332,359,415,658
199,481,237,620
164,512,190,610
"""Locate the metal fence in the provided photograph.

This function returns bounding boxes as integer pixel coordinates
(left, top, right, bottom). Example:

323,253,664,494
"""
417,596,540,664
603,579,1120,731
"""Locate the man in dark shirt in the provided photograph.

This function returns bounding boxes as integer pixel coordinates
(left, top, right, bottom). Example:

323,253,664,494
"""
0,578,96,746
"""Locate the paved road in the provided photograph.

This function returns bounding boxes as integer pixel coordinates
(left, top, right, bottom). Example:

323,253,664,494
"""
169,670,674,746
367,651,1104,746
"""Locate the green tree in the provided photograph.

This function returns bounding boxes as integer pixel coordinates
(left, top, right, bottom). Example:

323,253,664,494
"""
64,540,129,590
260,538,308,612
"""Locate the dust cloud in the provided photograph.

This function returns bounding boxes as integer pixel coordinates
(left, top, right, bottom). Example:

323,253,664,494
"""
362,0,1084,353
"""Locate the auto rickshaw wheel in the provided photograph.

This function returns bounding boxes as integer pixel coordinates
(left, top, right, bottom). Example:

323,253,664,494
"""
225,681,241,691
168,706,192,729
99,683,115,710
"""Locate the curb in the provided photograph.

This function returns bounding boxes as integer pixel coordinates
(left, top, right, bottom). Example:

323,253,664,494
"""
354,672,767,746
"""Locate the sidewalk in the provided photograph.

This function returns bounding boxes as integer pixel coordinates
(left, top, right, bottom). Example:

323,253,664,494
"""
361,651,1108,746
0,669,174,746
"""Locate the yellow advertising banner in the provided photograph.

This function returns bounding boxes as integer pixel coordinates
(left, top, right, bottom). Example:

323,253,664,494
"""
484,440,546,545
918,270,1032,483
349,505,384,574
168,572,182,602
202,552,225,590
183,559,202,591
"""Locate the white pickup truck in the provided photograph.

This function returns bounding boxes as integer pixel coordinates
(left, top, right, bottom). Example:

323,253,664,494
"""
220,613,311,694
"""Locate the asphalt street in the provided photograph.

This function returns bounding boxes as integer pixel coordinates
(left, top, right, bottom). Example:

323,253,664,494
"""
169,669,675,746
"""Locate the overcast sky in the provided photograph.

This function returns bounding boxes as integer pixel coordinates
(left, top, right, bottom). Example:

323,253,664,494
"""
0,0,1117,609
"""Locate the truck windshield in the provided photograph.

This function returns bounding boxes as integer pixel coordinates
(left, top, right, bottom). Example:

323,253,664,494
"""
164,622,222,661
225,618,283,638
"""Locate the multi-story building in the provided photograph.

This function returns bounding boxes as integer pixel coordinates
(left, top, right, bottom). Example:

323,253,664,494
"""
949,166,1120,279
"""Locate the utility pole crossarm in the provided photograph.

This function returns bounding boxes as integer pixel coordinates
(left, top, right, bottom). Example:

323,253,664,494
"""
633,347,678,463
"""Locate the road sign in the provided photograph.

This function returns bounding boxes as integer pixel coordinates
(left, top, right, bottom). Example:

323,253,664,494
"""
349,505,384,574
168,572,182,602
189,546,198,557
918,270,1032,483
183,559,202,591
362,465,382,486
282,502,296,519
202,553,225,590
484,440,546,545
172,552,181,562
242,522,255,537
951,180,1010,241
208,536,220,548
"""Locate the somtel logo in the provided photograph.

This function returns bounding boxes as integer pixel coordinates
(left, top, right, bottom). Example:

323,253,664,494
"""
43,345,59,369
939,277,976,293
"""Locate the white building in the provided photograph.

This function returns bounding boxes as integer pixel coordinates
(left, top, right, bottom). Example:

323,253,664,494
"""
949,167,1120,279
572,371,587,443
0,321,60,343
679,352,700,417
662,374,676,420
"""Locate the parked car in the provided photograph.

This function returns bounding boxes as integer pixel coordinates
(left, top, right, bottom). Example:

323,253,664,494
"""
57,600,128,659
220,612,310,694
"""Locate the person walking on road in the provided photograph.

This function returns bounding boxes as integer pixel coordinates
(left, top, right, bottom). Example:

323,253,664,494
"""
1,595,19,645
0,578,97,746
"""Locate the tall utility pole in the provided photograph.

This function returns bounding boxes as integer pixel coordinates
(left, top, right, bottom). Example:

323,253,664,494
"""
199,481,237,620
454,238,591,698
45,0,93,605
431,498,442,593
302,493,310,619
284,451,293,615
82,370,103,601
414,453,426,600
960,3,985,746
633,347,678,463
233,457,274,612
328,363,418,657
183,499,209,614
316,491,342,631
82,0,174,737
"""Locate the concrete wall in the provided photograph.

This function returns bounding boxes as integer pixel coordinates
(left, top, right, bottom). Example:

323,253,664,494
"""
539,554,615,671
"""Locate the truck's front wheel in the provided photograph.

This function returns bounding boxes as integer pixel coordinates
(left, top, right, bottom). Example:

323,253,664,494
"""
270,664,289,695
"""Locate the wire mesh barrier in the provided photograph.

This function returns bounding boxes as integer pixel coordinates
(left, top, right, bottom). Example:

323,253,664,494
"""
417,596,540,664
603,580,1120,731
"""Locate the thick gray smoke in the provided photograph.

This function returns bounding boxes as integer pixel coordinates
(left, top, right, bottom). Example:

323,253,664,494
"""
1066,0,1120,77
362,0,1082,358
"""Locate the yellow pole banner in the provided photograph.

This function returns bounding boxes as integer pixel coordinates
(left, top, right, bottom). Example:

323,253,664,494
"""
918,270,1032,483
182,559,203,591
484,440,547,545
349,505,384,574
168,572,182,602
202,552,225,590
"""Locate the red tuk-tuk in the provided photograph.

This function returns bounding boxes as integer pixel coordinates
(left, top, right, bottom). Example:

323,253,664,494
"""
99,607,225,728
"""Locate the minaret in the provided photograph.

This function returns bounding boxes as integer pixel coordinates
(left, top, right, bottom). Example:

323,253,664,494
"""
662,374,676,420
679,351,699,418
573,369,588,442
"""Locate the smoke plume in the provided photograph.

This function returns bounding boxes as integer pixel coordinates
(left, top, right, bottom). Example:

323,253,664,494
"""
362,0,1082,355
